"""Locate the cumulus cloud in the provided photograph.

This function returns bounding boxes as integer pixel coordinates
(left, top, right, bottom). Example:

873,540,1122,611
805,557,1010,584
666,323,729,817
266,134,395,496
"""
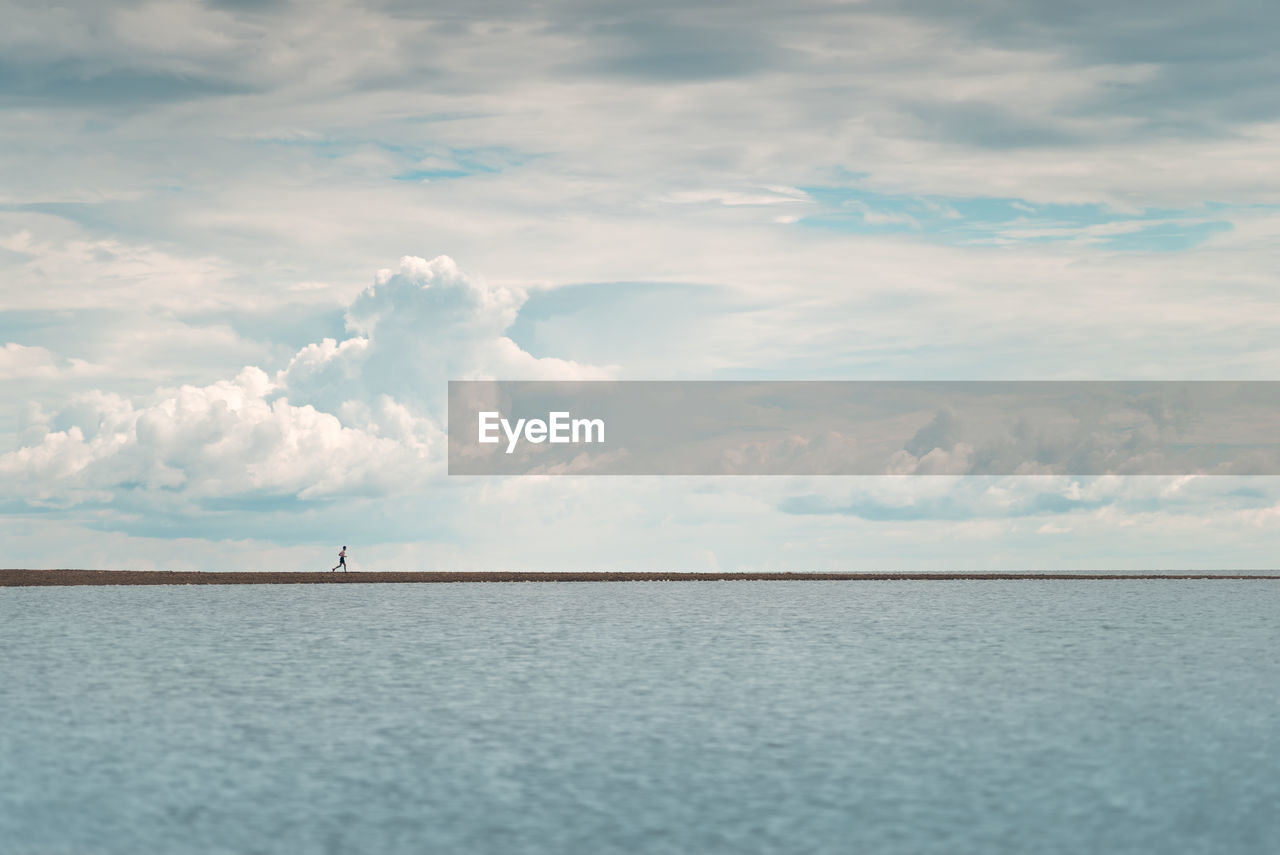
1,367,434,508
278,255,611,413
343,255,608,386
2,256,606,509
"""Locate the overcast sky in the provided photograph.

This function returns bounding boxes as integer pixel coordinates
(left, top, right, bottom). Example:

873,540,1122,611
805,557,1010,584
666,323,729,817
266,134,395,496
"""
3,0,1280,570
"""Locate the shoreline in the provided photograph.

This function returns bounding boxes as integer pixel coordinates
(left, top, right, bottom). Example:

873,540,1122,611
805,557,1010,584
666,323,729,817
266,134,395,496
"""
4,569,1280,587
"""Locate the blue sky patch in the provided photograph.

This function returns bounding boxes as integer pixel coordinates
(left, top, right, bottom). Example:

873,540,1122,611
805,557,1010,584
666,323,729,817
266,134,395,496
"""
796,183,1236,251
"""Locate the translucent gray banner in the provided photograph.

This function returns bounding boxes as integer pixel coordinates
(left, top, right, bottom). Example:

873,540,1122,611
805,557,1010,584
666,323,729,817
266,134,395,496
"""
447,381,1280,475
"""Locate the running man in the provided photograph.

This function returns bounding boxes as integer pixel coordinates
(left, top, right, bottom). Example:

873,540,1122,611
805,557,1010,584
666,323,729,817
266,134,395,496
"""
331,546,348,572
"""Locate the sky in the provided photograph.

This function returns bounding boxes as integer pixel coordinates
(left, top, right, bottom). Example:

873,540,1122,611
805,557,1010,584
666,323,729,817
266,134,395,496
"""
3,0,1280,571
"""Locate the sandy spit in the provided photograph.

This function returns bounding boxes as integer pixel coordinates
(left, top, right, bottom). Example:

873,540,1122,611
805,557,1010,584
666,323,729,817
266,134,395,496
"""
4,569,1280,586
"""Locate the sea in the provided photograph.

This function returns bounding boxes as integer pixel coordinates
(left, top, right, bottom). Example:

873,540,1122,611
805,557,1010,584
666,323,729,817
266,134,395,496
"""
3,580,1278,854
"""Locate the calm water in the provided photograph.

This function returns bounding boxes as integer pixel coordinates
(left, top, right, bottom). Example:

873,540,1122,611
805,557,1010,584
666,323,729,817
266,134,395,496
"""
2,581,1278,854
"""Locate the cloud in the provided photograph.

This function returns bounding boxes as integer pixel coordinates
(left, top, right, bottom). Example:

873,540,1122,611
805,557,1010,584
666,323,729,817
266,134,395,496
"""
899,99,1079,149
717,431,863,475
566,18,787,81
1,256,606,510
0,62,251,107
4,1,1280,569
283,255,611,412
864,0,1280,130
0,342,101,379
0,367,434,508
778,474,1280,523
0,228,240,311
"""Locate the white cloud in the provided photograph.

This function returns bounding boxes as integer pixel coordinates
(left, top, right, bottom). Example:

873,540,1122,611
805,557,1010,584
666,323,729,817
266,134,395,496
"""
280,255,612,413
0,342,102,380
0,366,434,507
1,256,607,509
664,187,809,206
0,228,243,312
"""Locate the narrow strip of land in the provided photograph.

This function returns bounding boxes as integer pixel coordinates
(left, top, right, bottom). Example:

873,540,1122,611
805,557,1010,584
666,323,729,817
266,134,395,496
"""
3,569,1279,587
